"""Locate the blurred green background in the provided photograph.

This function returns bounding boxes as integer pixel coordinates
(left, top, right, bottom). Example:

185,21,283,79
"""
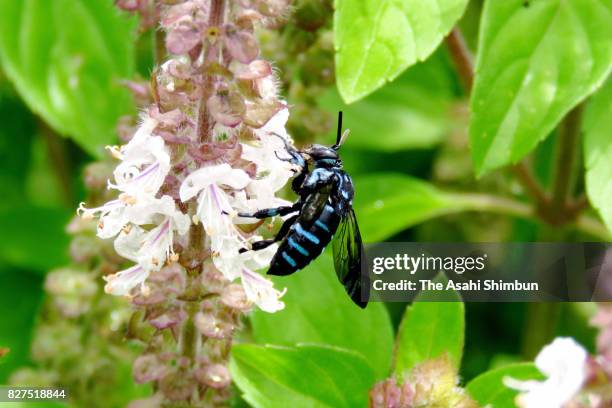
0,0,608,406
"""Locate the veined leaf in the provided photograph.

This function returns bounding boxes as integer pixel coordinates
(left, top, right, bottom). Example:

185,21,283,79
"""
470,0,612,175
583,79,612,234
466,363,543,407
250,253,394,379
393,292,464,376
231,344,375,408
334,0,468,103
0,0,137,156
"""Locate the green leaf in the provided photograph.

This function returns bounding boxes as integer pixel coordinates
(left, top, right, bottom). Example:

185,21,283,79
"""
231,344,376,408
0,206,71,273
583,79,612,234
250,253,394,378
354,173,462,241
320,51,458,150
334,0,468,103
470,0,612,175
393,293,464,376
466,363,543,407
0,0,137,156
0,268,45,382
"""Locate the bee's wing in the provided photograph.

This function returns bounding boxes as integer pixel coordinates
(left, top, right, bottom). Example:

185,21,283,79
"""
332,208,369,308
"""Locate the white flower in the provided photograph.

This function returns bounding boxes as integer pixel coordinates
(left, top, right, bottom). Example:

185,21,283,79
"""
211,236,276,280
241,268,286,313
210,235,285,312
103,196,189,297
179,163,250,236
240,108,295,207
78,193,146,239
107,117,170,198
103,264,149,296
114,196,190,271
78,194,185,240
504,337,587,408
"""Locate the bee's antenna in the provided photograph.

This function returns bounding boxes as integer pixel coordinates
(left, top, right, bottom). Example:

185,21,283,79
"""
333,111,349,150
336,111,343,145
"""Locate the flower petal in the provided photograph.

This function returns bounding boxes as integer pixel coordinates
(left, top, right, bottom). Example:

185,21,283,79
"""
179,163,250,202
104,264,149,296
241,268,285,313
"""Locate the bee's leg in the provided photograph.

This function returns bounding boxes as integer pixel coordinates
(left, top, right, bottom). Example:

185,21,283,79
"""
240,214,298,253
237,201,302,219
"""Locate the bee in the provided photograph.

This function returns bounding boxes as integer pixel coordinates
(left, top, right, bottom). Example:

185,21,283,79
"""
238,112,369,308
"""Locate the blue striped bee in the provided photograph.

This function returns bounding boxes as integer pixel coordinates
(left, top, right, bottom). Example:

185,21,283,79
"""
238,112,369,308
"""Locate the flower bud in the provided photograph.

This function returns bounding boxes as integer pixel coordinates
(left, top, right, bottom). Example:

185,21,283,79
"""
220,284,251,311
224,26,259,64
243,100,283,128
231,60,273,80
83,162,114,190
161,2,197,27
166,17,202,55
127,394,164,408
207,92,246,127
411,356,477,408
115,0,140,12
158,369,196,402
195,312,233,339
69,235,99,263
45,268,98,317
133,354,169,384
149,307,187,330
255,0,291,18
194,363,231,389
369,378,413,408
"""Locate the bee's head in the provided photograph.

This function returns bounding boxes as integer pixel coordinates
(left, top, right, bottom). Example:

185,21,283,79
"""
303,111,349,168
304,144,341,168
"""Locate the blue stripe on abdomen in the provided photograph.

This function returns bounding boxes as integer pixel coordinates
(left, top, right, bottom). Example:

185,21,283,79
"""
295,223,320,244
315,220,330,232
282,251,297,267
288,237,309,256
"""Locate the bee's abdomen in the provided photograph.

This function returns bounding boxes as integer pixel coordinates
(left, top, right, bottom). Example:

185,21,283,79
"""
268,204,340,276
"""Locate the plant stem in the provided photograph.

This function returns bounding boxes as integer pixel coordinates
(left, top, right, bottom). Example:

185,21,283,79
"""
575,214,610,240
448,192,610,240
450,192,535,219
445,28,474,92
154,29,166,66
445,26,555,217
196,0,225,142
38,119,74,206
511,161,550,210
550,104,584,220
